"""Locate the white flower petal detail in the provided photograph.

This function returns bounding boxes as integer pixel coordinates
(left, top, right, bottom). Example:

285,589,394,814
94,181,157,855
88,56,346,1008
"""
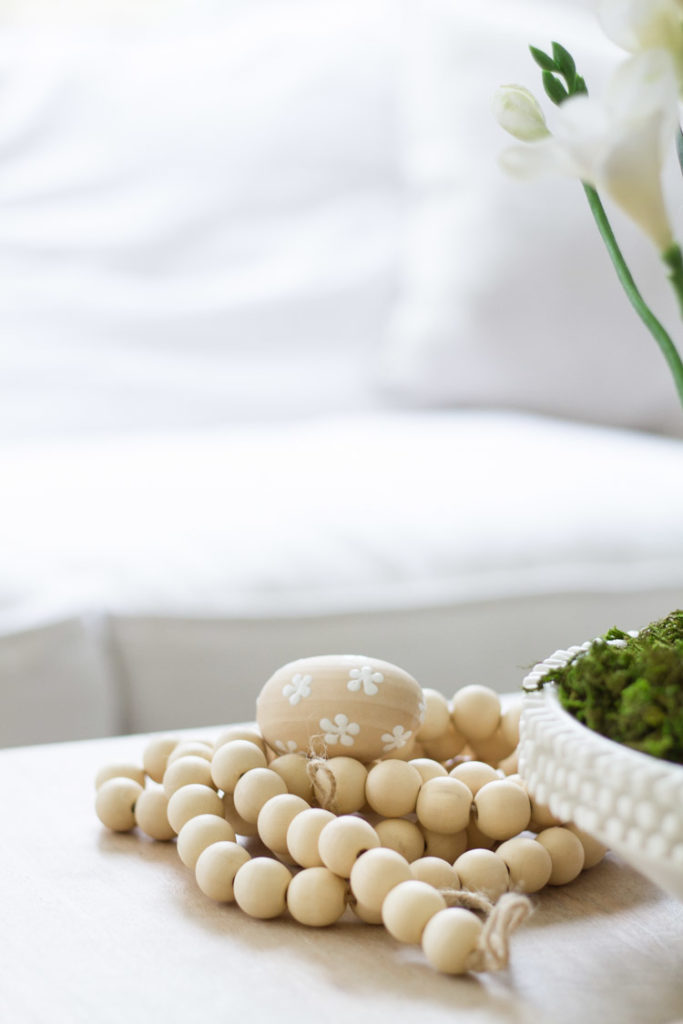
347,666,384,697
493,84,550,141
319,713,361,747
275,739,300,753
282,673,313,706
381,725,413,752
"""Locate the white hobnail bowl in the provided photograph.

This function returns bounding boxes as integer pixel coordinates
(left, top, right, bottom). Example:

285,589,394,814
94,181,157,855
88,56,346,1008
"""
518,645,683,901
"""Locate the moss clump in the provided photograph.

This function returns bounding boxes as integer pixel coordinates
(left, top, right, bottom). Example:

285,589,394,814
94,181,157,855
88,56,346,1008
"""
532,610,683,764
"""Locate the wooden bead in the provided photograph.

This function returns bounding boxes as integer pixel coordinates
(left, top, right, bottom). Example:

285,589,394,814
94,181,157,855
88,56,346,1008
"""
256,654,423,763
95,763,146,790
166,784,224,834
177,814,237,869
454,849,509,901
451,685,501,742
134,787,176,840
420,724,467,762
500,699,523,748
166,741,213,766
529,797,564,831
416,688,451,742
473,780,531,840
222,793,259,837
382,879,446,944
419,826,468,862
142,737,179,783
449,760,500,796
214,726,266,755
497,748,519,776
287,808,337,867
471,726,516,766
496,836,552,893
566,823,608,869
269,754,314,803
349,848,412,912
286,867,347,927
256,794,309,856
195,841,251,902
351,900,384,925
375,818,425,863
466,819,496,851
365,760,422,818
233,857,292,918
232,768,287,824
163,756,214,797
95,778,143,832
411,857,460,891
211,741,268,795
409,758,447,784
536,827,585,885
324,757,368,814
318,815,380,878
422,907,483,975
416,777,472,835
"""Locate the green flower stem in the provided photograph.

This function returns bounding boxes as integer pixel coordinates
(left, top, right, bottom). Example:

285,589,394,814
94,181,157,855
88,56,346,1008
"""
663,244,683,319
582,183,683,412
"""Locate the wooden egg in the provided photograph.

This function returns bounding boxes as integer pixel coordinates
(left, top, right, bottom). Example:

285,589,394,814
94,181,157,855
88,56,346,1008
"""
256,655,424,763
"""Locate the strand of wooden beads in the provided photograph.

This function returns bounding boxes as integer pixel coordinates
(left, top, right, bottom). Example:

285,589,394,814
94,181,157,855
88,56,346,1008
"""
94,683,608,975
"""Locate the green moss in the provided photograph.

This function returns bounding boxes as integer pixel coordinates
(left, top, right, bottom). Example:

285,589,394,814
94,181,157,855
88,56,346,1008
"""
530,610,683,764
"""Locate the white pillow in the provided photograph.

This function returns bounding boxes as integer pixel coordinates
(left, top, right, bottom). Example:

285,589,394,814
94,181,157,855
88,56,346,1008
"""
381,0,683,435
0,1,401,438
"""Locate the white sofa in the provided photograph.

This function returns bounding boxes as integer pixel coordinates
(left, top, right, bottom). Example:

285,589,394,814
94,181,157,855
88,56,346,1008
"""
2,0,682,746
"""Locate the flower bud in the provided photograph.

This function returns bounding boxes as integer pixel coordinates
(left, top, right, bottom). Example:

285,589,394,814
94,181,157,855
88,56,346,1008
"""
492,85,550,142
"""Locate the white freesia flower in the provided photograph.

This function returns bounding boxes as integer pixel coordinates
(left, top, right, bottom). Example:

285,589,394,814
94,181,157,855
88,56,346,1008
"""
500,49,679,251
492,85,550,141
597,0,683,87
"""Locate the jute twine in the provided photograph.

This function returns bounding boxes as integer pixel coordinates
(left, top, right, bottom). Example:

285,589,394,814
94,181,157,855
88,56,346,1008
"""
306,755,338,813
465,892,532,972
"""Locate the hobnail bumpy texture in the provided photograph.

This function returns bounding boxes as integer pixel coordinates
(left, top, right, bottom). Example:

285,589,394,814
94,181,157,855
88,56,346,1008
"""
519,646,683,901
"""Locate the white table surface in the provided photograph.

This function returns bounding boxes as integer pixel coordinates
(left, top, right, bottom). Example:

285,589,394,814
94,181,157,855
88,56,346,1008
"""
2,727,683,1024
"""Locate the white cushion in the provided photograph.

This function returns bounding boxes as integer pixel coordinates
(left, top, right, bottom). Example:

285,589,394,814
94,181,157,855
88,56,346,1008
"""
2,411,682,743
381,0,683,435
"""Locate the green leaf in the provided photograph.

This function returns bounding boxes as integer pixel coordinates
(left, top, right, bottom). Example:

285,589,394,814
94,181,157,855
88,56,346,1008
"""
542,70,568,105
529,45,557,72
574,75,588,97
551,41,577,90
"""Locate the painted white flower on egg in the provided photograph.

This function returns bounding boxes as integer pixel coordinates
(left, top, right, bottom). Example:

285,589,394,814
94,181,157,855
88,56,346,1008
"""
382,725,412,752
283,673,313,706
347,665,384,697
275,739,300,754
319,713,361,748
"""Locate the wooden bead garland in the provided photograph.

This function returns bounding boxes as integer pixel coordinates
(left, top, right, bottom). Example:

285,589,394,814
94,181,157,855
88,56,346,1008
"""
163,755,214,797
94,668,610,977
195,841,251,902
382,879,447,943
167,783,224,833
95,777,143,832
134,786,176,841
